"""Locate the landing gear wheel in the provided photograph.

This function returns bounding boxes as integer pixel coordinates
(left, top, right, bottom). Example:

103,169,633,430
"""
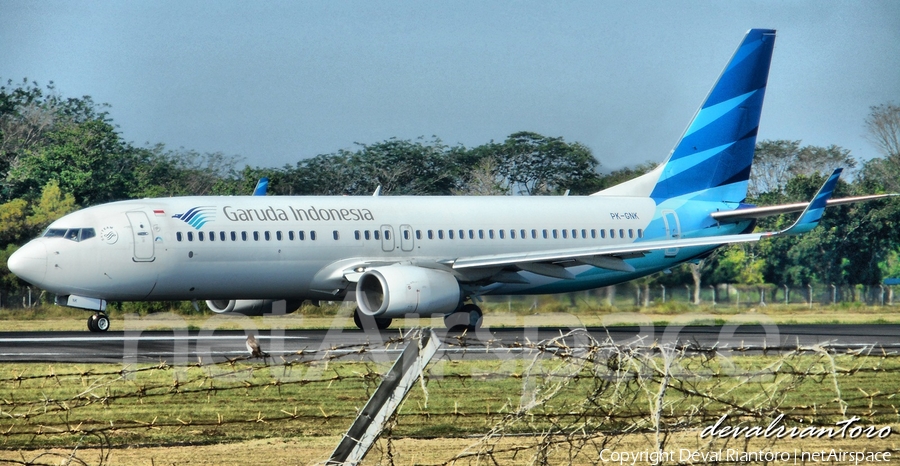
88,313,110,332
444,303,483,331
353,308,392,330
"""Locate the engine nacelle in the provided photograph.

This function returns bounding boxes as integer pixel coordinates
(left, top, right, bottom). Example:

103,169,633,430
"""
205,299,301,316
356,265,461,318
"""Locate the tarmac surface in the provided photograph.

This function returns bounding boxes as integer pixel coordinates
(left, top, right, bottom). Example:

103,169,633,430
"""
1,324,898,363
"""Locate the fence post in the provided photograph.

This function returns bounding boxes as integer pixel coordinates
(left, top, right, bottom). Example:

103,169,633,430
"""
808,284,813,308
784,285,788,305
831,284,837,304
660,285,666,304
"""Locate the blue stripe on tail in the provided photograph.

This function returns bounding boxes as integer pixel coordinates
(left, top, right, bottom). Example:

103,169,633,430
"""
650,29,775,203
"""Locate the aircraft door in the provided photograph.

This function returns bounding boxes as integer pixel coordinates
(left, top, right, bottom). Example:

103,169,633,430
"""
662,210,680,258
126,211,155,261
399,225,414,252
381,225,395,252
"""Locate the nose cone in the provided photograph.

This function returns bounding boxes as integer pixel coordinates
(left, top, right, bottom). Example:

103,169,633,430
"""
8,241,48,286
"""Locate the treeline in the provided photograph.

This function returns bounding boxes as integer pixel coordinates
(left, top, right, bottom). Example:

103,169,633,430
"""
1,78,899,306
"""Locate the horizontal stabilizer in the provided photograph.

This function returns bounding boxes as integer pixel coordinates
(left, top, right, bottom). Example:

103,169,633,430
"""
711,193,898,222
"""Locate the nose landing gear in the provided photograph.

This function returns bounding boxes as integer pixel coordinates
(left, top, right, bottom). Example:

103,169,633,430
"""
87,313,110,332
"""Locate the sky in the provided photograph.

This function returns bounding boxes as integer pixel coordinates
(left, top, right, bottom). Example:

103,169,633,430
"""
2,1,899,172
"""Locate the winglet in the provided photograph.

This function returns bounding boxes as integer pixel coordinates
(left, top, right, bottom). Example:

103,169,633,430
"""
776,168,842,236
253,178,269,196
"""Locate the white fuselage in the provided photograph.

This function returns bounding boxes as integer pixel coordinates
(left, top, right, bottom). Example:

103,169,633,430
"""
10,194,739,304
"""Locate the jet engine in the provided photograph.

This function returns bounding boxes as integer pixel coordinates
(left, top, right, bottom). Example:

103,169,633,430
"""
205,299,301,316
356,265,461,318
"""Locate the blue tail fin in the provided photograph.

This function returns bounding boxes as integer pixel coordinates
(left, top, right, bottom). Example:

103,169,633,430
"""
253,177,269,196
598,29,776,203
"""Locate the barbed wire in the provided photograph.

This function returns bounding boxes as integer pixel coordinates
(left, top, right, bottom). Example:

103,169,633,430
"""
3,331,900,465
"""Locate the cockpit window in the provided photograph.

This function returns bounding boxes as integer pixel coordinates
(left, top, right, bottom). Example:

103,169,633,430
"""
44,229,68,238
43,228,96,242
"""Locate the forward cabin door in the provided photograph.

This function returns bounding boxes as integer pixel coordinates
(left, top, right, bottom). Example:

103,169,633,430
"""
126,211,155,261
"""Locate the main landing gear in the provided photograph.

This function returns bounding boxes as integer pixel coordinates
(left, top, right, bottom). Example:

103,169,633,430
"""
351,303,484,332
444,303,483,332
87,313,110,332
353,308,392,331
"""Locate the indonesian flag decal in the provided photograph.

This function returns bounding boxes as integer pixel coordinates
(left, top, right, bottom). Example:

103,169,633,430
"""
153,209,166,216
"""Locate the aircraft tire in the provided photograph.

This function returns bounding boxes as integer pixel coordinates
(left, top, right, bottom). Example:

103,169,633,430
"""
444,304,483,332
353,308,392,331
88,313,110,332
95,314,110,332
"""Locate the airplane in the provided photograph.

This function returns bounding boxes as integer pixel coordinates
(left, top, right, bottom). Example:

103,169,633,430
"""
6,29,889,332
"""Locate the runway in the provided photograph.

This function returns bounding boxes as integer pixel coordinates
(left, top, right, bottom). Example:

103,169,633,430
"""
1,324,899,363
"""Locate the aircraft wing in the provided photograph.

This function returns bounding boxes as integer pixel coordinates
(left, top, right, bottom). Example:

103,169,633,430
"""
451,169,843,277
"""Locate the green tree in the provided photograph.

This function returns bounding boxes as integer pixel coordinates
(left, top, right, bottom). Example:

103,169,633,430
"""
491,132,601,195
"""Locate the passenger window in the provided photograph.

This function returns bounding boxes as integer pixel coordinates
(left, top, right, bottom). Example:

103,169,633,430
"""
531,229,537,239
479,230,484,239
384,230,391,240
416,230,422,240
187,232,194,242
619,229,625,238
610,229,615,238
469,230,474,239
581,229,587,239
264,231,270,241
333,230,339,240
374,230,380,240
289,231,295,241
638,229,644,238
438,230,444,239
242,232,248,241
208,231,215,242
510,229,516,239
553,230,558,239
520,229,526,239
404,230,410,240
220,232,226,241
562,230,567,239
231,231,237,241
448,230,454,239
591,229,596,239
298,231,305,241
365,230,371,240
355,231,361,240
489,230,494,239
628,229,634,238
253,232,260,241
276,231,283,241
177,232,183,242
427,230,433,240
499,230,505,239
542,229,548,239
600,229,606,239
459,229,464,239
310,231,317,241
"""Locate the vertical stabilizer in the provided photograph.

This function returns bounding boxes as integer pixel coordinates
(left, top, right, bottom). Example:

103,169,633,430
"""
597,29,776,203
